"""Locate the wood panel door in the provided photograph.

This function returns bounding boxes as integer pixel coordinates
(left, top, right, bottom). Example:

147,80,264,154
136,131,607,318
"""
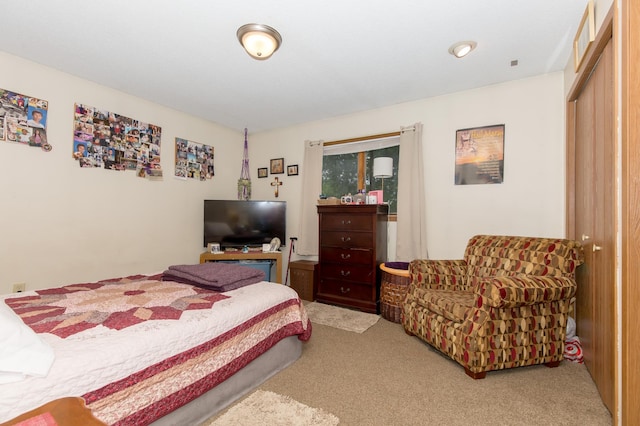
574,66,595,372
622,0,640,423
573,38,616,414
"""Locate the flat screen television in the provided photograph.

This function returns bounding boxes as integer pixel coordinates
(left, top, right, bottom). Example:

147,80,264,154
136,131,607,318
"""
204,200,286,249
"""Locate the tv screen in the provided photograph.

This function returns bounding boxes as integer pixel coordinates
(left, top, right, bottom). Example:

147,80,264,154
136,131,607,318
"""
204,200,286,249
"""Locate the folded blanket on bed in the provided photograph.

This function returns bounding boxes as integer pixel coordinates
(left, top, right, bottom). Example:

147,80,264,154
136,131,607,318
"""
162,263,265,292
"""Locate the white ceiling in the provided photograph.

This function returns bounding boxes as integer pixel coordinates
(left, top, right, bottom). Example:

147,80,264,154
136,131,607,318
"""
0,0,588,133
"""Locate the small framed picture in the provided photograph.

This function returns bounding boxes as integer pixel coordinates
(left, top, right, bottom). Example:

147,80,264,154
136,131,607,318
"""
573,1,595,71
270,158,284,174
287,164,299,176
257,167,268,178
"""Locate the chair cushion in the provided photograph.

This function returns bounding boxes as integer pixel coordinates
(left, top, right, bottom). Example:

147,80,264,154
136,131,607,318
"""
414,288,475,323
464,235,583,279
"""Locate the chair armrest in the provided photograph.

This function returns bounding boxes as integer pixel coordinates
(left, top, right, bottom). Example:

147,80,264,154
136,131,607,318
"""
409,259,469,291
476,275,577,309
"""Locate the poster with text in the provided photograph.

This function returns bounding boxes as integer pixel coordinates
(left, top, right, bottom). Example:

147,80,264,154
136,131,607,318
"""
0,88,51,152
455,124,504,185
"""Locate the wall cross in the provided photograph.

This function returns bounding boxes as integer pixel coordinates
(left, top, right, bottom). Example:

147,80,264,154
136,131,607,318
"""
270,177,283,197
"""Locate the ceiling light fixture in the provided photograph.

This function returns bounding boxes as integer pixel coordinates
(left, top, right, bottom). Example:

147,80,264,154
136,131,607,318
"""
448,41,477,58
237,23,282,60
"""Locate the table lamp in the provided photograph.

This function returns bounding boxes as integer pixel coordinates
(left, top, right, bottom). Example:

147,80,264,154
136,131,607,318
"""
373,157,393,203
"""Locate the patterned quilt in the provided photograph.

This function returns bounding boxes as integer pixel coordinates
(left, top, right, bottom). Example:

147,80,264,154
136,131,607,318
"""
0,276,311,425
5,274,229,338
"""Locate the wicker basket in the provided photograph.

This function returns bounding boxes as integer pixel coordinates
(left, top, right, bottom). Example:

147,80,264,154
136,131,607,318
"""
379,262,410,323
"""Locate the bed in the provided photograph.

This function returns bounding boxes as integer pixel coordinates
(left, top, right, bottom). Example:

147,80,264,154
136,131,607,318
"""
0,267,311,425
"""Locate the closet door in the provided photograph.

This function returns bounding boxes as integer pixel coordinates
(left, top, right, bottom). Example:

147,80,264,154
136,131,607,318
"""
573,38,615,414
574,65,595,373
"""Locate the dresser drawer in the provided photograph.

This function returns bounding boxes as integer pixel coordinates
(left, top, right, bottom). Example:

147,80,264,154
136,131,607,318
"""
321,231,373,248
320,214,373,232
320,263,375,283
320,247,372,264
317,278,375,302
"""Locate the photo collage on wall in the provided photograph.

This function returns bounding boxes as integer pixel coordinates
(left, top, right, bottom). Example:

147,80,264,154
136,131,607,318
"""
73,103,162,178
174,137,214,180
0,88,51,152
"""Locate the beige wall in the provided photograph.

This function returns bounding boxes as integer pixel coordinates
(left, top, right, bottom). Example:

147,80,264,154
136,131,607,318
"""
0,52,567,294
0,51,241,294
252,73,567,263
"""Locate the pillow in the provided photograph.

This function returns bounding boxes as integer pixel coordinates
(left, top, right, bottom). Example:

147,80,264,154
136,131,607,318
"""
0,299,54,384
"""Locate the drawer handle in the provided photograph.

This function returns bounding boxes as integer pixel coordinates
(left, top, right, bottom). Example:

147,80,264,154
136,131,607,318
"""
341,220,352,225
340,270,351,277
341,236,351,242
340,286,350,294
340,253,351,259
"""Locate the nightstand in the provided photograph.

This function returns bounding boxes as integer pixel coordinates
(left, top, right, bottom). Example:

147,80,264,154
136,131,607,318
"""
289,260,318,301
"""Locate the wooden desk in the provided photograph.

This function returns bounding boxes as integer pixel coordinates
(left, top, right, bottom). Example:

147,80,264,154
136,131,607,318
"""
199,251,283,284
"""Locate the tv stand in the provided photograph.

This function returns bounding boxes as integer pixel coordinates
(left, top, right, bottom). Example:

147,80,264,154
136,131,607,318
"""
199,251,283,284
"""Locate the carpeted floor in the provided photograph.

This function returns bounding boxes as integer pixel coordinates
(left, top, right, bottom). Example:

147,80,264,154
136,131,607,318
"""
304,302,379,333
207,316,612,425
208,390,339,426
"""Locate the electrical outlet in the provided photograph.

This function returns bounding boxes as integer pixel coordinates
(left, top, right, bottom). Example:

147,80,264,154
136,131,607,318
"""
12,283,26,293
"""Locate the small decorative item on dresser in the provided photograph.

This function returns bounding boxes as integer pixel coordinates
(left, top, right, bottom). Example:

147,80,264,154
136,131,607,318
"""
317,197,340,205
340,194,353,204
368,190,383,204
353,190,366,204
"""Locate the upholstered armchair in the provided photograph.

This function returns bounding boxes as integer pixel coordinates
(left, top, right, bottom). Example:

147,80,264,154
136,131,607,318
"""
401,235,583,379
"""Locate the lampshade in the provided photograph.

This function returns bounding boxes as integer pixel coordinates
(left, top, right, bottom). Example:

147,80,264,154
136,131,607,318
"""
237,23,282,60
373,157,393,179
448,41,477,58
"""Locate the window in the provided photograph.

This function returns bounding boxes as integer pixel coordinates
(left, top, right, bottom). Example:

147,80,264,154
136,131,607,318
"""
322,134,399,214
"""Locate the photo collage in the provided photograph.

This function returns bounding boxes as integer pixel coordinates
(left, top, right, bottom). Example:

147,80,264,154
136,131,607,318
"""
0,88,51,152
174,137,214,181
73,103,162,178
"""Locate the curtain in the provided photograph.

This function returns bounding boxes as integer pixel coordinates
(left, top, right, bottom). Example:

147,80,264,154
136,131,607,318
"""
396,123,428,261
297,140,324,255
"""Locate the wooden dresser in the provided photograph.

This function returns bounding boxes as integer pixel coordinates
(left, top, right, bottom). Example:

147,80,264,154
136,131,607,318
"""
317,204,388,313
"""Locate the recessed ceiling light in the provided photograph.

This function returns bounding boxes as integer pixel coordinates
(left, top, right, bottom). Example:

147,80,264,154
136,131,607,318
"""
448,41,477,58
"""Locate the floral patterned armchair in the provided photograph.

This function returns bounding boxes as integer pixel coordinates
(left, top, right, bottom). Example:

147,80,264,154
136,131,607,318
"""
401,235,583,379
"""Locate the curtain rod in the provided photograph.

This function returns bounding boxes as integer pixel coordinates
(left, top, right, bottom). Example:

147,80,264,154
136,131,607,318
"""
324,131,401,147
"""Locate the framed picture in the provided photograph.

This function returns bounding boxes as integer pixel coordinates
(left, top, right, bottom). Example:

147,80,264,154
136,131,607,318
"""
287,164,299,176
257,167,268,178
455,124,505,185
573,1,595,72
270,158,284,174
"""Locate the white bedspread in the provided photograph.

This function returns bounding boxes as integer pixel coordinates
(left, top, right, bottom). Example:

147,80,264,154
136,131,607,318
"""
0,281,306,423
